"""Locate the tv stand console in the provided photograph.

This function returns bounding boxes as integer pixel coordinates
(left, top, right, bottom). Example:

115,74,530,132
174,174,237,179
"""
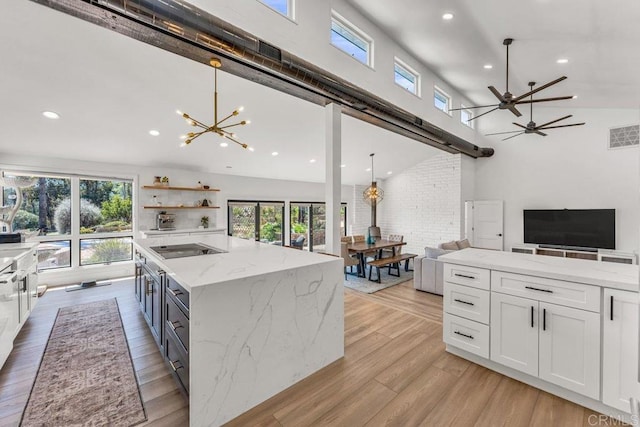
511,244,636,265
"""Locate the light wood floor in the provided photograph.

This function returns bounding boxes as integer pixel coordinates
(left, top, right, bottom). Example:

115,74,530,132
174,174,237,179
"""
0,279,606,426
0,279,189,427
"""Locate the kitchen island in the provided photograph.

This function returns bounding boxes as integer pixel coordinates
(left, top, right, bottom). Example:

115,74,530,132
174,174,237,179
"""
439,248,639,422
133,234,344,426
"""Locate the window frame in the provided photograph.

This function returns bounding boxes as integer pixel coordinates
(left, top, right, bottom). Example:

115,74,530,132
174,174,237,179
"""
460,104,474,128
330,11,374,67
434,86,452,116
257,0,294,20
393,58,420,97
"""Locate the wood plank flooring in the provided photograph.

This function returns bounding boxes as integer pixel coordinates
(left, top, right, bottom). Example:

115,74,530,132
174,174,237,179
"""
0,279,189,427
0,279,607,426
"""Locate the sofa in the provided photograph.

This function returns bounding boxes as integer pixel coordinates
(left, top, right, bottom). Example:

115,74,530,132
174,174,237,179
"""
413,239,471,295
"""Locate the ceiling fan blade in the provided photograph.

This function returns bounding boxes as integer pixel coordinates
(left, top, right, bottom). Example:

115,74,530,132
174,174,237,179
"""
535,131,548,137
485,130,526,136
502,132,525,141
488,86,506,101
538,122,586,130
507,105,522,117
512,76,568,103
535,115,572,129
516,95,575,104
513,122,528,130
449,104,498,111
467,107,499,122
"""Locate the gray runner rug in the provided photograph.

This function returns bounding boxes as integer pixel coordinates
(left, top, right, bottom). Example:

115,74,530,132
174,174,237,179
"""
20,298,147,426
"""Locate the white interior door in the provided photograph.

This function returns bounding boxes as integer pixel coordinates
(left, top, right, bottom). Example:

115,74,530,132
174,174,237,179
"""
471,200,503,250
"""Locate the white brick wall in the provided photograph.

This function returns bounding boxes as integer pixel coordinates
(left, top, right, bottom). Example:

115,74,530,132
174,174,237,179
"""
375,153,463,255
349,184,372,236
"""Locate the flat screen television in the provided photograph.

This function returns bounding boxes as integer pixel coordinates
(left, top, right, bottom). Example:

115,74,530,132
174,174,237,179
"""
523,209,615,250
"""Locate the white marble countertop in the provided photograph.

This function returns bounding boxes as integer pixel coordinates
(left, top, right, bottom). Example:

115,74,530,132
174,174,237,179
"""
141,227,226,235
0,242,38,272
134,234,341,291
439,248,639,292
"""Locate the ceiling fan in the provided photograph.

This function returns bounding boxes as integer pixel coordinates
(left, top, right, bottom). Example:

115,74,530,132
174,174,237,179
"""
451,38,575,122
485,81,585,141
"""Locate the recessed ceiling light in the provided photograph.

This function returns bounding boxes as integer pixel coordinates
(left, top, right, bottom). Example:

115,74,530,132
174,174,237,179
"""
387,171,393,175
248,147,255,152
366,168,371,172
340,164,346,168
220,142,229,147
557,58,569,64
149,130,160,136
442,13,454,20
483,64,493,69
272,151,279,156
42,111,60,119
310,159,316,163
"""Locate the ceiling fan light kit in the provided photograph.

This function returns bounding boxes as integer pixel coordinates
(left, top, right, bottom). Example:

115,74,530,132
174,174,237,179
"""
178,58,250,149
450,38,578,126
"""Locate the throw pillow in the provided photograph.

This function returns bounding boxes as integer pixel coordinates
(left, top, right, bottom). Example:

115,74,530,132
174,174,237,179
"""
440,241,458,250
457,239,471,249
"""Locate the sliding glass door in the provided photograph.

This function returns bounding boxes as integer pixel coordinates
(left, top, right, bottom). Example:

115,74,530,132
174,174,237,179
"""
228,201,284,245
290,202,346,252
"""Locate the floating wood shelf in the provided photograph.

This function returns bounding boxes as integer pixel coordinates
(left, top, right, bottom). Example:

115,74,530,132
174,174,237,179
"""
142,185,220,192
143,206,220,209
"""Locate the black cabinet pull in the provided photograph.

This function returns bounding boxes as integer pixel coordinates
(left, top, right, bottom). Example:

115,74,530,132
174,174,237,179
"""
454,298,475,306
610,295,614,321
454,273,476,280
168,320,183,332
531,306,534,328
543,308,547,331
454,331,474,340
525,286,553,294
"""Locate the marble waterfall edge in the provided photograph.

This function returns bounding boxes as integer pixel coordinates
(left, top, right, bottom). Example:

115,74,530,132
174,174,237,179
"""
190,260,344,426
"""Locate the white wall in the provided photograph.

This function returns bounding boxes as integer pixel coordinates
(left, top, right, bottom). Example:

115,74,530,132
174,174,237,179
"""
376,153,463,255
475,107,639,253
186,0,477,143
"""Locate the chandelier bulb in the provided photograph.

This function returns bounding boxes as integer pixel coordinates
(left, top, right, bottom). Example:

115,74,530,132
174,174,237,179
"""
176,109,183,115
180,142,187,148
238,106,244,112
189,120,196,126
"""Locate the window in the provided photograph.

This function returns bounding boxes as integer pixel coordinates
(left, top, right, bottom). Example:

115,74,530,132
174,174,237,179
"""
228,201,285,245
1,172,134,271
394,59,420,96
331,12,372,66
290,203,347,252
259,0,292,18
434,86,452,115
460,105,474,128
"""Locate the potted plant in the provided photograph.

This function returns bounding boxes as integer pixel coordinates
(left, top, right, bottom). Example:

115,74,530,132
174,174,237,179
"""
201,216,209,229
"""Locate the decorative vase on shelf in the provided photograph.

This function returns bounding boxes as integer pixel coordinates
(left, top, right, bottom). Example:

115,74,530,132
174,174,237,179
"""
153,176,162,186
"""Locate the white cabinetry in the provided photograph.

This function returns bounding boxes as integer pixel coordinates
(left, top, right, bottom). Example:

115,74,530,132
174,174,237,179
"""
490,292,539,377
538,302,600,399
602,289,640,412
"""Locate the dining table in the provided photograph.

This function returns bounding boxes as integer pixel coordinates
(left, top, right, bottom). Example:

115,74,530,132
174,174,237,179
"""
346,239,407,278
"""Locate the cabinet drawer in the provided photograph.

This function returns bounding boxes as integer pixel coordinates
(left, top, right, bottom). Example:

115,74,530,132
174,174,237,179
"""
166,276,189,314
491,271,600,312
443,282,490,324
165,332,190,394
166,296,189,353
443,263,490,290
443,313,490,358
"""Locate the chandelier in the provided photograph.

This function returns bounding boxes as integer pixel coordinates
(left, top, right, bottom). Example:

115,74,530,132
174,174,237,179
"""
363,153,384,206
177,58,250,149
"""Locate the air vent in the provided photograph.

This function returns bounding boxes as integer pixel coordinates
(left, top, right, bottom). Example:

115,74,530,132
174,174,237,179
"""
609,124,639,149
258,40,282,61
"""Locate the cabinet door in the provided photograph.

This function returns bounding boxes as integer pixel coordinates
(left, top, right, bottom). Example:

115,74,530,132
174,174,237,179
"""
603,289,640,412
490,292,539,376
151,275,162,341
539,302,600,400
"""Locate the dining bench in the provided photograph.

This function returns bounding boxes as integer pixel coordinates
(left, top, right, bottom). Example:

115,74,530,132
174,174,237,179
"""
367,253,418,283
